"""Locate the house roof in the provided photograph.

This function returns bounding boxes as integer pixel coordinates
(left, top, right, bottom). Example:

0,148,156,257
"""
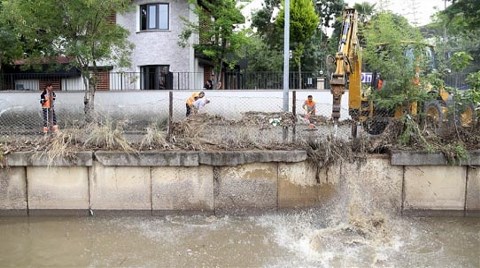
13,56,74,66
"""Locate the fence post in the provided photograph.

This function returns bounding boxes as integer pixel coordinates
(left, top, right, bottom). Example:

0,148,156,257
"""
167,91,173,141
120,72,123,91
292,90,296,142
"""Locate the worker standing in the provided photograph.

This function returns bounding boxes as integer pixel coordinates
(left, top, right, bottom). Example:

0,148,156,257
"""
185,91,205,117
40,83,59,134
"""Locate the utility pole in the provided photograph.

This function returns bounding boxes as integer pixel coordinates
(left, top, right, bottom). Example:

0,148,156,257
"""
282,0,290,141
283,0,290,112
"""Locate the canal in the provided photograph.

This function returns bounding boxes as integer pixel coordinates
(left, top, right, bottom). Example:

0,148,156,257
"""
1,212,479,267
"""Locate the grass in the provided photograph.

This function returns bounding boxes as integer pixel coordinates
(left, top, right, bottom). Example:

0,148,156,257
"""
37,128,83,166
83,120,134,152
0,112,478,166
140,121,169,150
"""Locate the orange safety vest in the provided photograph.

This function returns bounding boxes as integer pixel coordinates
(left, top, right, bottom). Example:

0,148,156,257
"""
41,90,56,109
304,100,315,108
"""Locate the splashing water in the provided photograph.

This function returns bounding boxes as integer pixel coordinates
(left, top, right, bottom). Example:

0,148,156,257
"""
253,160,479,267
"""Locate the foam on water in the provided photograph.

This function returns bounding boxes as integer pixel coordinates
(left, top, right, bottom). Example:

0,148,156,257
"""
253,160,431,267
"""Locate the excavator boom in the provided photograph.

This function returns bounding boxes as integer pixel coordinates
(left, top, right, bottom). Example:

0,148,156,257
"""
330,8,361,125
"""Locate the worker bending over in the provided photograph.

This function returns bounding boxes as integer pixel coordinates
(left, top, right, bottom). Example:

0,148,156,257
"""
185,91,205,117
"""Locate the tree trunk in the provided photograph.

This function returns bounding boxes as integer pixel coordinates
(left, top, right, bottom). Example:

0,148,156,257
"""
214,63,223,90
83,78,96,123
218,65,223,89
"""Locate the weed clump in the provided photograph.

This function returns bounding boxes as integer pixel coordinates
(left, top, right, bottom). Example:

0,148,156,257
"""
84,120,134,151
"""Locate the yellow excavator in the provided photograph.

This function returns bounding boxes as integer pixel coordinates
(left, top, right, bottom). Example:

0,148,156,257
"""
329,8,477,138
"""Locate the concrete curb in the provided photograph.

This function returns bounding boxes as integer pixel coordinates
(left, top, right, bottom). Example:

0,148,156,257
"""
95,151,199,166
6,152,93,167
94,150,308,167
391,150,480,166
198,150,307,166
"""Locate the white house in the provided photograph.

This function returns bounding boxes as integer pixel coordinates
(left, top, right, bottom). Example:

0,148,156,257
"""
114,0,207,90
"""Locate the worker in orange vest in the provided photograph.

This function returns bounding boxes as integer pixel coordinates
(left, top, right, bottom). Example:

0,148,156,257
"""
185,91,205,117
40,83,59,134
302,95,316,128
303,95,316,116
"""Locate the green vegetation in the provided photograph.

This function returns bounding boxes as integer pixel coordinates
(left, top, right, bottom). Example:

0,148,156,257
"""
1,0,133,122
178,0,250,87
276,0,319,89
363,12,427,110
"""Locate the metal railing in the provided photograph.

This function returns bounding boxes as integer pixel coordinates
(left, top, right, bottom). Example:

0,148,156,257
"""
0,71,471,91
0,71,327,91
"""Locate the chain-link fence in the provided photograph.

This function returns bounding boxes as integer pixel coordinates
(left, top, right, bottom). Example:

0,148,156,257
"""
1,87,479,151
0,90,350,144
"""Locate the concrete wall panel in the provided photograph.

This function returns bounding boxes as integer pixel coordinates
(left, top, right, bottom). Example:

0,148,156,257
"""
215,163,277,213
466,167,480,214
404,166,466,211
27,167,88,210
278,162,318,208
0,167,27,211
152,166,214,211
91,163,151,210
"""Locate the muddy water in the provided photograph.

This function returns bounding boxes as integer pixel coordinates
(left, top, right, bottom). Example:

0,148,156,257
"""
0,213,479,267
1,164,479,267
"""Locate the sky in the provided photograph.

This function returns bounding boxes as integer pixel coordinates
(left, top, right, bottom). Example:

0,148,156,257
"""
344,0,449,26
241,0,450,27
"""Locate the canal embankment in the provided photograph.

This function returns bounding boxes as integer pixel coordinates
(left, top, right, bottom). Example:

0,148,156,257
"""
1,151,479,217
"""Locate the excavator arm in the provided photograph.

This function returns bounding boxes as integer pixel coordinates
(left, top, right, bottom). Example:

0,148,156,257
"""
330,8,361,129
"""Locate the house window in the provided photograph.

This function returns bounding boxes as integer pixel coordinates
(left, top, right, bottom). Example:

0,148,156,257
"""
141,65,171,90
140,3,169,30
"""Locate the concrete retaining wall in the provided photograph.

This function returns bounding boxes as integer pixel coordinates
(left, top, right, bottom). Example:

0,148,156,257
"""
0,151,478,216
392,150,480,216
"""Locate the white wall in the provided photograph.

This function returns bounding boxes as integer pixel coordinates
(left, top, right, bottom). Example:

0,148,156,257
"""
0,90,350,121
116,0,193,73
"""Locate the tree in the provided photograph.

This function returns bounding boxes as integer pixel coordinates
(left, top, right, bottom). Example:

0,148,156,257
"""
443,0,480,32
353,1,376,47
276,0,319,88
243,36,283,73
428,1,480,72
249,0,344,76
363,12,428,112
251,0,282,50
353,1,376,23
179,0,249,87
316,0,347,74
0,4,23,73
316,0,345,28
2,0,133,122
